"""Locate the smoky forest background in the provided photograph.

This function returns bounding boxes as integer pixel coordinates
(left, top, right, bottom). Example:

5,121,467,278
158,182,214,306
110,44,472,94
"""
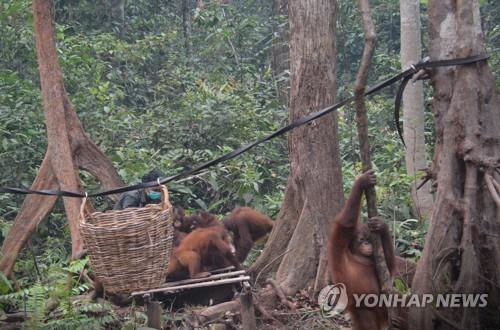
0,0,498,328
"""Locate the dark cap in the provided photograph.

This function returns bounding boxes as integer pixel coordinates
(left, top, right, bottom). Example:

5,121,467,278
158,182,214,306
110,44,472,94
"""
141,169,164,183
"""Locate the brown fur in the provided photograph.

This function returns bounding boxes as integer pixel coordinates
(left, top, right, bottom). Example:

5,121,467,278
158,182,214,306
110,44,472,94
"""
166,225,241,281
223,207,274,262
172,207,189,247
173,230,187,247
173,209,220,233
328,171,396,330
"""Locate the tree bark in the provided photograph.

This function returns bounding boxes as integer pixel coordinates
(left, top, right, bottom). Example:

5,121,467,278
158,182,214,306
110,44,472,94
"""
410,1,500,329
249,177,301,280
400,0,433,220
353,1,394,328
251,0,343,298
0,0,123,276
353,0,377,218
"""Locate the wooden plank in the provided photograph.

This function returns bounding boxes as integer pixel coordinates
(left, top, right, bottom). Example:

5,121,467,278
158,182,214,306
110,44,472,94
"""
132,276,251,296
240,281,256,330
140,276,250,295
159,270,246,288
210,266,236,274
146,300,162,329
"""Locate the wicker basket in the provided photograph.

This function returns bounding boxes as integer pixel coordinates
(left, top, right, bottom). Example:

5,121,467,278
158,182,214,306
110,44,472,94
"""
79,185,173,294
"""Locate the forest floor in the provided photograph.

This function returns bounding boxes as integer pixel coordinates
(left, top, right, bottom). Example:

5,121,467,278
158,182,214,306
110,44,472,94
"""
155,290,349,329
254,290,349,330
0,284,351,329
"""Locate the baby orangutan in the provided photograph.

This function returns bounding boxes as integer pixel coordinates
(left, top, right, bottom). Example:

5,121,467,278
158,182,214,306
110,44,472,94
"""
328,170,396,330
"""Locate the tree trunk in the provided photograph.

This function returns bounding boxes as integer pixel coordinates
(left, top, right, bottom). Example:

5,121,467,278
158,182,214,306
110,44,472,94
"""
410,1,500,329
0,0,123,276
400,0,433,220
271,0,289,106
353,2,394,327
251,0,343,298
108,0,126,38
182,0,192,59
248,177,301,278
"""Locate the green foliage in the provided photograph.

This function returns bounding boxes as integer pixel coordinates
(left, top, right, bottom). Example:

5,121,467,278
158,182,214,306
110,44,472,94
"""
0,0,46,220
26,281,46,328
481,0,500,87
0,272,12,294
121,310,149,329
42,302,117,330
337,96,429,260
393,219,427,259
0,0,498,327
394,277,410,294
0,257,116,329
1,1,283,326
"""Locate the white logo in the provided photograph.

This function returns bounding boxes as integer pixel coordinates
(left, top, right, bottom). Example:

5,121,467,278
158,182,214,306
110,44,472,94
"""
318,283,348,318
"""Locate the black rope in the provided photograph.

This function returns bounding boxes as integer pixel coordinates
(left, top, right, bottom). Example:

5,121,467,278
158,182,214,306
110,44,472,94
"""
393,54,490,147
0,54,489,198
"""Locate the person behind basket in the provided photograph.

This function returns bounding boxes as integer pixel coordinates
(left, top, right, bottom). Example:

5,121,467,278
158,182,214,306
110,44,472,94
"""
113,169,165,210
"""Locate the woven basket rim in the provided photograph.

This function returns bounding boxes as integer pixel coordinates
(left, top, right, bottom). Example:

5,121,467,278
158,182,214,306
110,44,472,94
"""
90,204,163,215
82,208,170,229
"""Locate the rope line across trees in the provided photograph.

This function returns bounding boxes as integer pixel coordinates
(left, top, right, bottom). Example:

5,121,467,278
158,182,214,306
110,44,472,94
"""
0,54,489,198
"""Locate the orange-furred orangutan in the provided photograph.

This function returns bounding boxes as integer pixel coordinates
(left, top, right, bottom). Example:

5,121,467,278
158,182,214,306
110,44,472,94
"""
223,207,274,262
328,170,395,330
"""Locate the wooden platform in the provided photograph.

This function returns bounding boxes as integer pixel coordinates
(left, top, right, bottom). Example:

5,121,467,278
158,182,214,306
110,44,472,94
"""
131,267,249,296
132,267,256,329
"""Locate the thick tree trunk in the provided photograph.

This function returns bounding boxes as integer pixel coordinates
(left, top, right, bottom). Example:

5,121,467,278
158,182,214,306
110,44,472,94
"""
0,155,58,276
410,1,500,329
248,177,301,279
400,0,433,220
0,0,123,276
251,0,343,297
